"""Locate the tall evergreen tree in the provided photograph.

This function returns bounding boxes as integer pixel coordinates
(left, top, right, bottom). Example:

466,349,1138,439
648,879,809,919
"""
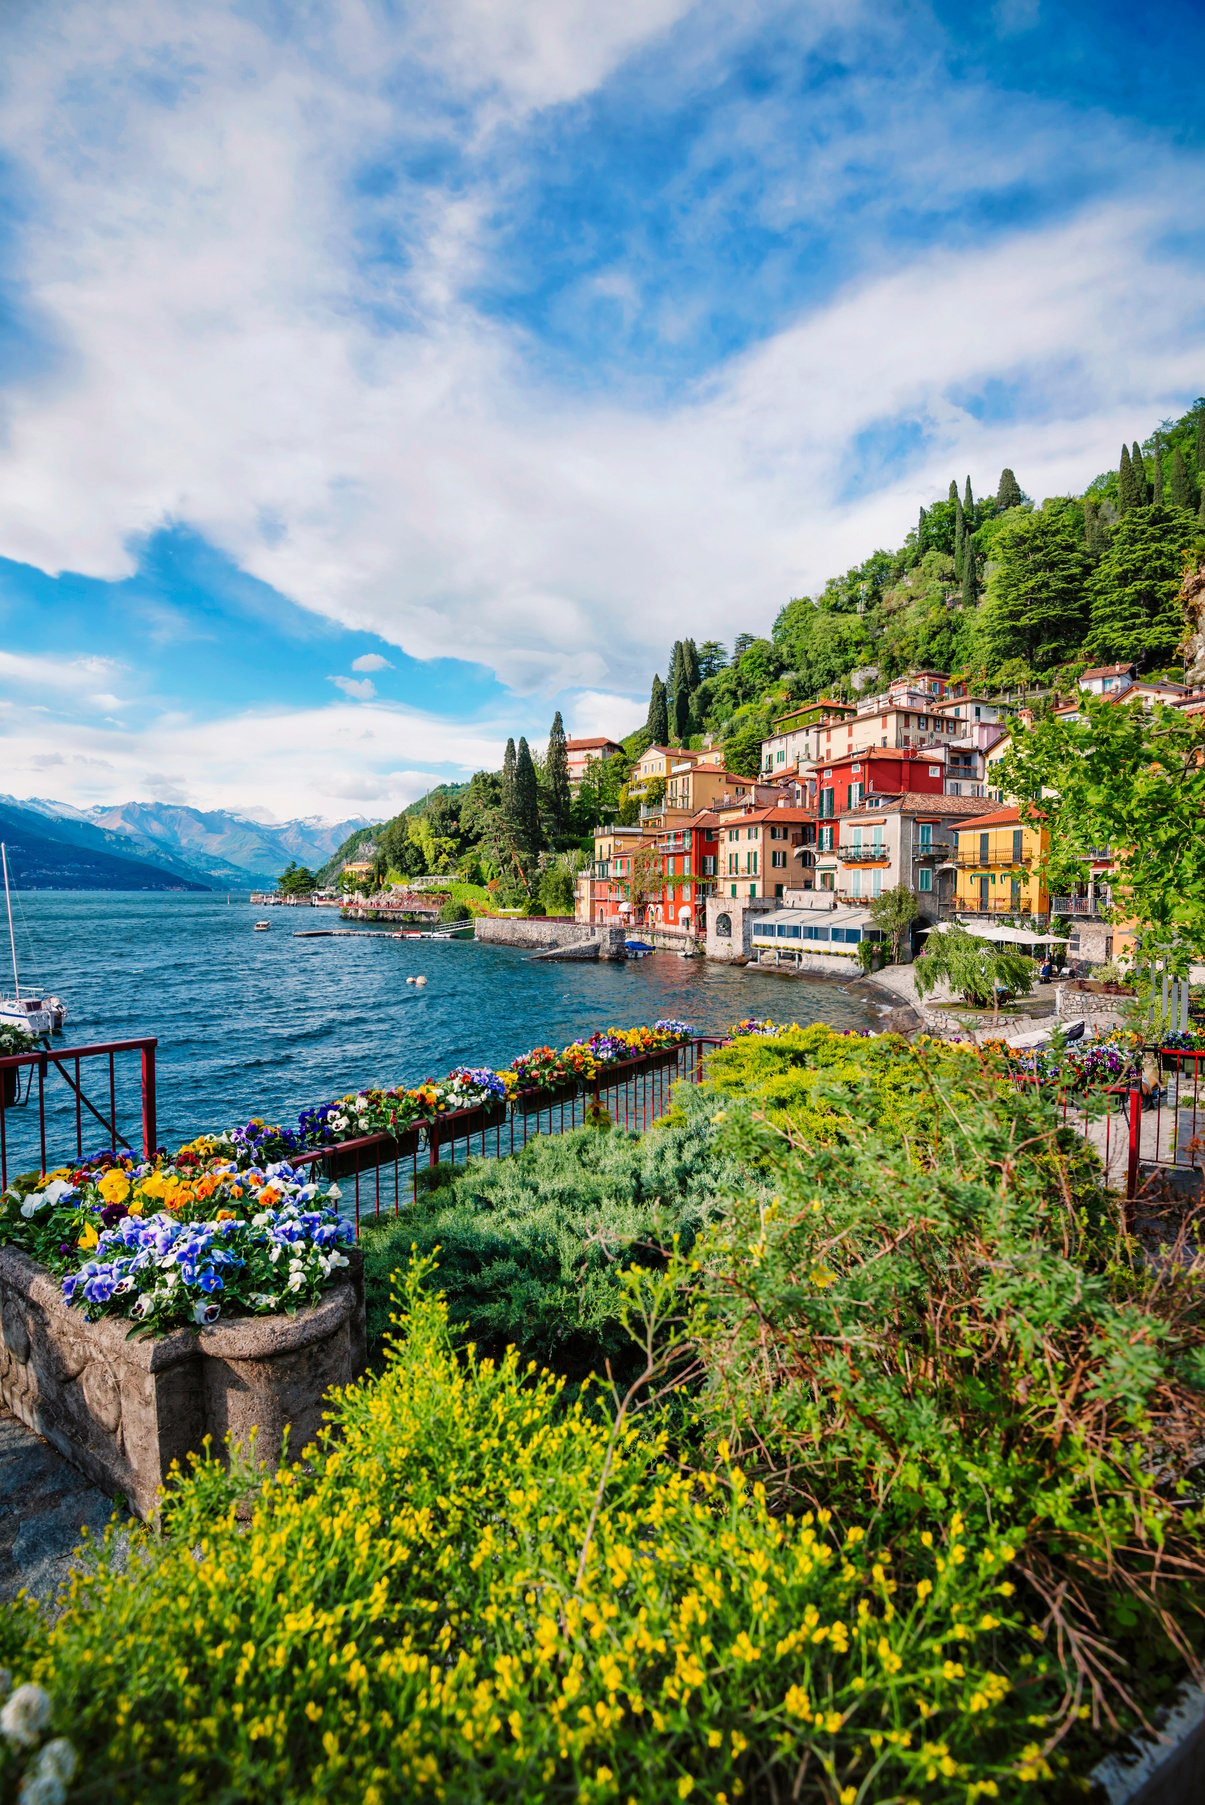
732,632,757,660
667,639,685,700
1117,444,1139,515
513,737,540,854
963,475,974,516
977,500,1091,672
1171,446,1198,514
1083,495,1110,562
646,674,668,745
996,468,1023,510
1131,441,1148,505
953,494,965,579
960,543,977,609
1152,438,1164,504
1197,408,1205,482
546,711,571,834
1087,503,1195,666
681,637,701,696
948,479,959,503
502,737,517,813
697,640,727,679
918,505,927,544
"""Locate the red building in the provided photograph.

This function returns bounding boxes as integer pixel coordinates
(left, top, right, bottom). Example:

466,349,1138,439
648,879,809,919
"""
642,810,720,934
814,746,946,832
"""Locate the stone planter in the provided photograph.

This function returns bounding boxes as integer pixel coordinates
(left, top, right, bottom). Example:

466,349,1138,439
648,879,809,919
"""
0,1243,366,1519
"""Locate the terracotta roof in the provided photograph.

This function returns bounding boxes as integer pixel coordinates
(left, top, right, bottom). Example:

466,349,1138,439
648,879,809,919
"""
565,736,621,750
841,792,994,819
1079,663,1135,681
955,806,1026,830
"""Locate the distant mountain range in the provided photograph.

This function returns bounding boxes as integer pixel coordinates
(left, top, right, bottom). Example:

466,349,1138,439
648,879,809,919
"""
0,798,369,890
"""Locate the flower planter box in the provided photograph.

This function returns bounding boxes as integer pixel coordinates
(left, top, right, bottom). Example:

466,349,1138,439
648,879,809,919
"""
317,1124,424,1181
644,1047,681,1075
513,1080,581,1117
0,1243,366,1520
428,1101,507,1150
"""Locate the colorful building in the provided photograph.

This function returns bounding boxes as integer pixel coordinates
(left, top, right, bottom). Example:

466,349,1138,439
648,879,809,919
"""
950,807,1050,919
816,792,991,920
564,736,623,791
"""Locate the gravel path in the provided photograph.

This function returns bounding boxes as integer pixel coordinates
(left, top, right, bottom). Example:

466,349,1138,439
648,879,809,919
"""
0,1413,122,1604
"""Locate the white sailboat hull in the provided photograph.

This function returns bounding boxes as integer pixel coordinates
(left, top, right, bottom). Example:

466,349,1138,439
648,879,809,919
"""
0,1000,52,1037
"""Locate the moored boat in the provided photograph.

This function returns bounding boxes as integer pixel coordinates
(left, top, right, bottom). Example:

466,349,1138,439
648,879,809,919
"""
1,844,64,1040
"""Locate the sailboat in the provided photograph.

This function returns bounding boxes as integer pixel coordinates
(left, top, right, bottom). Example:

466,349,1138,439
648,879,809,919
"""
1,844,66,1038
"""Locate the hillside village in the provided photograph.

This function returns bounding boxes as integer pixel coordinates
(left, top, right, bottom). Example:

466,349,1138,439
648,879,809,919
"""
571,657,1204,974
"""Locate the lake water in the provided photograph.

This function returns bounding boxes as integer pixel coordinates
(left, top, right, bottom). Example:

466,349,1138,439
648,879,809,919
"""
2,893,879,1166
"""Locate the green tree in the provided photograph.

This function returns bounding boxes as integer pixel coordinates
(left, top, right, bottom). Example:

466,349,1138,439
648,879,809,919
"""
502,737,517,822
278,861,318,896
1087,503,1199,665
976,500,1090,672
645,675,668,745
960,543,977,610
996,468,1023,510
732,632,757,660
948,478,958,503
913,925,1034,1024
537,863,576,915
1117,444,1140,515
1083,495,1109,562
1132,440,1148,505
1152,439,1165,504
963,475,974,515
867,884,919,963
953,493,965,579
999,697,1205,967
722,721,765,778
1197,407,1205,481
680,638,701,696
546,711,571,835
697,640,727,679
513,737,541,854
1171,447,1198,514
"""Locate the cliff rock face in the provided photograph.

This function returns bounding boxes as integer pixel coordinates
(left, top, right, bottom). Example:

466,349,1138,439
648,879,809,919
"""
1181,562,1205,684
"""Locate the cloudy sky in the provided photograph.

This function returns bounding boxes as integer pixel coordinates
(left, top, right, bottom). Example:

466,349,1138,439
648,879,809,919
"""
1,0,1202,820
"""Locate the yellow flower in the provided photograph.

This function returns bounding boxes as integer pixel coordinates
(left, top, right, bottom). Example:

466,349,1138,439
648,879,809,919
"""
97,1169,130,1206
677,1779,694,1800
78,1223,99,1251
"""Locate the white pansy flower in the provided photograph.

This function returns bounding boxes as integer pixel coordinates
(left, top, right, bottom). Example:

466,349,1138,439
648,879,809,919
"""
1,1682,52,1748
41,1179,74,1205
34,1739,77,1785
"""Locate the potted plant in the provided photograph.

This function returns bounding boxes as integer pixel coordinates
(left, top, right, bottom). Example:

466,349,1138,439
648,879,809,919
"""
0,1023,36,1107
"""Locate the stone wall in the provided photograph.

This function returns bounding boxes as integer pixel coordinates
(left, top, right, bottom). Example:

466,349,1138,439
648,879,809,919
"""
1056,981,1131,1028
704,894,777,962
751,948,861,978
0,1247,366,1518
474,917,626,959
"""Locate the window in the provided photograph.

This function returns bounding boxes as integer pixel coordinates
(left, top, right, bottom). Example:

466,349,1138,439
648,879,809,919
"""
749,884,757,897
749,852,758,874
979,832,990,865
715,912,731,938
872,869,882,898
703,855,716,876
781,917,798,933
771,850,786,868
820,825,834,851
820,872,835,891
929,765,941,777
777,749,785,764
820,787,835,818
851,870,861,897
1011,828,1023,864
849,782,863,807
748,826,757,840
731,884,737,897
919,822,932,849
918,868,932,893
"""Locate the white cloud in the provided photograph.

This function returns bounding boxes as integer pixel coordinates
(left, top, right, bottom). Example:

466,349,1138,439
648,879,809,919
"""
567,689,647,741
0,699,510,819
350,653,392,672
0,0,1201,719
330,674,376,700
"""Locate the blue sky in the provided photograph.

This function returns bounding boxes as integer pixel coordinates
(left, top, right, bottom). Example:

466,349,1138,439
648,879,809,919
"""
0,0,1202,818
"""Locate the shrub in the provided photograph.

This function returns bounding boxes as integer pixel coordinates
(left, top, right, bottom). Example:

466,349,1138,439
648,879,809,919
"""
438,898,472,923
1,1262,1064,1803
360,1114,736,1376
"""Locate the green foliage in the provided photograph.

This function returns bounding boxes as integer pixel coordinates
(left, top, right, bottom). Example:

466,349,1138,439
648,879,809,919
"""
1170,446,1199,515
720,719,764,778
976,499,1090,672
537,862,576,915
867,882,919,961
546,711,571,834
645,673,668,744
999,697,1205,965
361,1113,731,1376
277,860,317,895
1087,502,1202,665
0,1023,35,1058
512,737,541,855
913,926,1034,1019
437,898,472,923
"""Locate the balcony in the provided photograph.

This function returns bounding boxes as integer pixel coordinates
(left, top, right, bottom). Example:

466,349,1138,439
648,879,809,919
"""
939,900,1048,922
1050,893,1112,917
952,852,1029,870
837,842,889,863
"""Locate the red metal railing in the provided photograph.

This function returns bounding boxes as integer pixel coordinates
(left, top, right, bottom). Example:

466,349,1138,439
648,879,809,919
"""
0,1037,158,1190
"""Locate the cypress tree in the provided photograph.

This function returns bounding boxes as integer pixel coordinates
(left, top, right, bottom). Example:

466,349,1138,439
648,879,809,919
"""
963,475,974,516
917,506,927,548
513,737,540,854
1171,446,1198,514
953,494,965,579
1152,439,1164,505
948,479,959,503
1083,495,1110,562
667,640,685,700
996,468,1023,510
672,682,691,743
646,674,668,745
1131,441,1148,505
546,710,571,833
502,737,517,809
1117,444,1138,515
1197,408,1205,481
681,637,701,696
961,544,977,609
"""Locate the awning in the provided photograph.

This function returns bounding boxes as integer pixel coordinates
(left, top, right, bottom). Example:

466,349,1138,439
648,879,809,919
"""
929,919,1069,945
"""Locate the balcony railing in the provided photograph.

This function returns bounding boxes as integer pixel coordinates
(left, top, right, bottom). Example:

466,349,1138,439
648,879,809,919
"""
837,842,889,863
1050,894,1112,917
939,900,1046,920
953,852,1029,870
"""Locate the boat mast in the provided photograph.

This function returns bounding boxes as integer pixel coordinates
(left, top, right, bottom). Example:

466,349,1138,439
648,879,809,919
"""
1,845,19,998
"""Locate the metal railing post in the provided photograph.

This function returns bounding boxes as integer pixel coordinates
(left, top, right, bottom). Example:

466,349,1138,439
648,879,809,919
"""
141,1042,157,1160
1126,1082,1141,1231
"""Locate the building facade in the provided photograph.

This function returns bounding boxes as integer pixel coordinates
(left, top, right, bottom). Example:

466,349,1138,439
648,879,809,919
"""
565,737,622,791
951,807,1050,919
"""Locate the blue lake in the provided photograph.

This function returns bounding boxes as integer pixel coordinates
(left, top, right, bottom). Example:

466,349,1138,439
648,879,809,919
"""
2,893,879,1165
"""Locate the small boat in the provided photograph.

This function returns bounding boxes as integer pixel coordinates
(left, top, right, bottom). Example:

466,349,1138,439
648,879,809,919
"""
1,844,64,1038
254,920,271,932
624,939,655,958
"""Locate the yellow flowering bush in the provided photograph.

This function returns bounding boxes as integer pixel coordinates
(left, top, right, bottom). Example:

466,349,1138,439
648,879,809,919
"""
3,1262,1055,1803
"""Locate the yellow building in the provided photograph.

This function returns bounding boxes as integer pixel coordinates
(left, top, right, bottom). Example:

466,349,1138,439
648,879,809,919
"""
952,807,1049,918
